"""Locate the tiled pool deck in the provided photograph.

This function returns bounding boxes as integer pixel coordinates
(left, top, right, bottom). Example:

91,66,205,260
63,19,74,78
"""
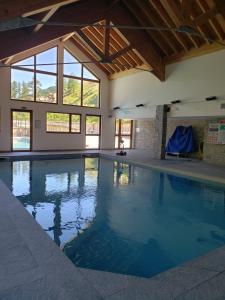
1,150,225,299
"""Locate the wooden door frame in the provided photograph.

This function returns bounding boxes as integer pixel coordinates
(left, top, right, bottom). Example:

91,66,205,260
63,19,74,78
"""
11,109,33,152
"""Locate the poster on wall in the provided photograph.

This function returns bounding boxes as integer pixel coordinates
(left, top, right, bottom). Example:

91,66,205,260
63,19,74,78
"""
207,120,225,144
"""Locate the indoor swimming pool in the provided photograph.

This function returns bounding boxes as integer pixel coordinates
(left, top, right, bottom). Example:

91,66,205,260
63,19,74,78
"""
0,157,225,278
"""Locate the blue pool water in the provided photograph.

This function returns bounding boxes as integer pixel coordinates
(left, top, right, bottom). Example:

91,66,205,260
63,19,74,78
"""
0,157,225,278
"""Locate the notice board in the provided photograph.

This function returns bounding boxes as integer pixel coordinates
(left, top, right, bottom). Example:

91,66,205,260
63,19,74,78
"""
207,120,225,144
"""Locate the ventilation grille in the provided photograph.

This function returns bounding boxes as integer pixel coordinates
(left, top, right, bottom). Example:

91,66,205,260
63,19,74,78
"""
221,103,225,109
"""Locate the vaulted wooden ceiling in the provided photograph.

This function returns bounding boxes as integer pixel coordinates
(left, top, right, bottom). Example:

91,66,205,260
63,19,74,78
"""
0,0,225,81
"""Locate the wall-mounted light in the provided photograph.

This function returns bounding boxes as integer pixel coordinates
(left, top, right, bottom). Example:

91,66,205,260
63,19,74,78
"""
136,104,144,107
171,100,181,104
113,106,120,110
205,96,217,101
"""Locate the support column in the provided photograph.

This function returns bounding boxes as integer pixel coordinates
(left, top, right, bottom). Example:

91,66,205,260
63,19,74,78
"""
154,105,168,159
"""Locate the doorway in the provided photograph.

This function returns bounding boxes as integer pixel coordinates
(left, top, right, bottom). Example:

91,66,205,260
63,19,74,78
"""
11,110,32,151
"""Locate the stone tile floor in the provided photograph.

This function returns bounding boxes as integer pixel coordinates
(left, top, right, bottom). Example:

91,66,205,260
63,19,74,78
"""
0,150,225,299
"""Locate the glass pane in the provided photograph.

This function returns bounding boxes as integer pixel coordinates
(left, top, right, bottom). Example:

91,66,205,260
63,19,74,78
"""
121,119,132,134
63,77,81,106
36,73,57,103
12,111,31,151
64,49,81,77
83,66,98,80
12,56,34,70
121,136,131,148
86,115,100,135
83,81,99,107
85,136,99,149
115,136,119,148
71,114,81,133
115,119,120,135
46,113,69,132
11,69,34,101
36,47,57,73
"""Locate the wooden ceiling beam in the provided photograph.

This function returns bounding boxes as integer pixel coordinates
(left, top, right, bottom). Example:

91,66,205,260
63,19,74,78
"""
137,0,180,54
92,26,134,69
205,0,225,32
197,0,225,41
98,23,146,68
109,45,133,61
123,0,170,57
86,26,122,72
0,0,109,61
61,32,75,42
181,0,195,21
159,0,182,27
110,3,165,80
193,6,218,25
103,19,110,61
192,0,225,26
159,0,202,48
4,55,14,64
0,0,78,20
33,6,58,32
189,1,212,45
108,25,143,67
149,0,190,52
77,29,103,59
164,37,225,65
70,36,111,76
83,27,104,52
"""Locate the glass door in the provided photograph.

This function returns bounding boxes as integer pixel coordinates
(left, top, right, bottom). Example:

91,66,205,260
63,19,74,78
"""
11,110,32,151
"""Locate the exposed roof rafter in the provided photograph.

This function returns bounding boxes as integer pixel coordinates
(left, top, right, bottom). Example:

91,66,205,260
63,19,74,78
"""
0,0,79,21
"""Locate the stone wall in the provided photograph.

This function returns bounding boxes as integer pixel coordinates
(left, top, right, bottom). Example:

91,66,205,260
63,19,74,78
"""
203,125,225,165
167,117,225,164
166,118,207,159
134,117,225,165
134,119,156,156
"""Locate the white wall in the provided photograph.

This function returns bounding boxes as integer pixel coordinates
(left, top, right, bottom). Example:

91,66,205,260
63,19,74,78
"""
110,49,225,119
0,39,115,151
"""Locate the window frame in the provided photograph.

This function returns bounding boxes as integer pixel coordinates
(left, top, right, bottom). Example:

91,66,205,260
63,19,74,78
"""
46,112,81,134
115,119,133,149
63,48,100,109
10,46,58,105
85,114,101,149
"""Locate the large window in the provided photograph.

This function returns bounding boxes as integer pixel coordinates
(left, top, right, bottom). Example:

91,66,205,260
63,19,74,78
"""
11,47,57,104
46,112,81,133
115,119,133,149
63,49,100,108
85,115,101,149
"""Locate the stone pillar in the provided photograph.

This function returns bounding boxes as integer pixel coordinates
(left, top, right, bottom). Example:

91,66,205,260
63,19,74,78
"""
154,105,168,159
